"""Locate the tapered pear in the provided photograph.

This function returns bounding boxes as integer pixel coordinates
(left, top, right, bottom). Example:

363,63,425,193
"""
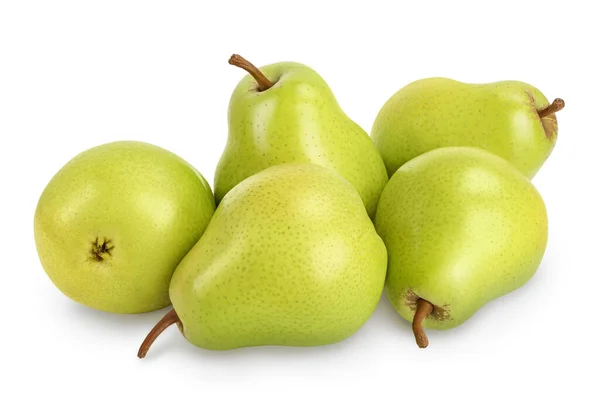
215,54,388,218
371,78,564,178
138,164,387,356
375,147,548,348
34,141,216,313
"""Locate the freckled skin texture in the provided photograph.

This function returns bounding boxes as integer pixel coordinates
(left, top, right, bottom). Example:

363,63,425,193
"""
34,141,216,314
371,78,559,178
375,147,548,330
215,62,388,218
171,164,387,350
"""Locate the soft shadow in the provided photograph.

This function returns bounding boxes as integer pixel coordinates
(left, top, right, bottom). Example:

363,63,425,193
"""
63,300,170,330
138,299,389,368
144,327,361,365
370,293,415,340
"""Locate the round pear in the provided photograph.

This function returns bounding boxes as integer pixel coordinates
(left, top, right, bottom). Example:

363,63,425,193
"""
34,141,215,314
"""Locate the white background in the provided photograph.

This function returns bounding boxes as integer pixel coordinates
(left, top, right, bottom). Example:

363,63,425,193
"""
1,1,598,399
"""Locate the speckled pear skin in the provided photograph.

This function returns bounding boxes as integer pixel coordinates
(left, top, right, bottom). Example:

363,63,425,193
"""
34,141,216,314
375,147,548,330
215,61,388,218
371,78,558,178
171,163,387,350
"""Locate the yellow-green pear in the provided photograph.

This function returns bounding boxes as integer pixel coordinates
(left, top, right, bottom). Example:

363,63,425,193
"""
375,147,548,348
214,54,388,218
34,141,215,314
138,163,387,356
371,78,564,178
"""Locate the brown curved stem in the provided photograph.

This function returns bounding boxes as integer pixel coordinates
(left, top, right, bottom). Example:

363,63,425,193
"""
137,309,180,359
412,299,434,348
228,54,274,91
538,98,565,118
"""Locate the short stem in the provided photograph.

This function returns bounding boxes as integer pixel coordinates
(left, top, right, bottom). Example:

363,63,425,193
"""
137,309,180,359
228,54,274,91
412,299,434,348
538,98,565,118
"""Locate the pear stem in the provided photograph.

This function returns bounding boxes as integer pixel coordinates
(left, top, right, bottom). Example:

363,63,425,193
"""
228,54,274,91
137,309,180,359
413,299,434,348
538,98,565,118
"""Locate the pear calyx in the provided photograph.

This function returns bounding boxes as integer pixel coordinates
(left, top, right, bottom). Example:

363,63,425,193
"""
412,299,434,348
89,237,114,262
229,54,274,92
137,309,181,359
538,98,565,118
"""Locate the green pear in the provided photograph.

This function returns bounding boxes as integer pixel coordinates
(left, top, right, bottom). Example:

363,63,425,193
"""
371,78,565,178
214,54,388,218
138,163,387,356
375,147,548,348
34,141,215,314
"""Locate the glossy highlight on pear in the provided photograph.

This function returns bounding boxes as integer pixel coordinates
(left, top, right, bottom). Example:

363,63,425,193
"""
375,147,548,348
140,163,387,355
371,78,564,178
34,141,216,314
215,54,388,218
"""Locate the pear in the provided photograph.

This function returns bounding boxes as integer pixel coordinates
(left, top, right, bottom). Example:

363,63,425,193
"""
375,147,548,348
34,141,215,314
371,78,565,178
214,54,388,218
138,163,387,356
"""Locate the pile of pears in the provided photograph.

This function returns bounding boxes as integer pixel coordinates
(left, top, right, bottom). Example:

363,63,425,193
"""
34,54,563,356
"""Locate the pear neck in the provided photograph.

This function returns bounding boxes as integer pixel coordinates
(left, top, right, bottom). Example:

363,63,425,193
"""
229,54,274,92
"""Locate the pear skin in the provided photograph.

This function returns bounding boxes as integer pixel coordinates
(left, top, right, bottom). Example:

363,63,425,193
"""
371,78,564,178
138,164,387,356
34,141,215,314
375,147,548,347
215,55,388,218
